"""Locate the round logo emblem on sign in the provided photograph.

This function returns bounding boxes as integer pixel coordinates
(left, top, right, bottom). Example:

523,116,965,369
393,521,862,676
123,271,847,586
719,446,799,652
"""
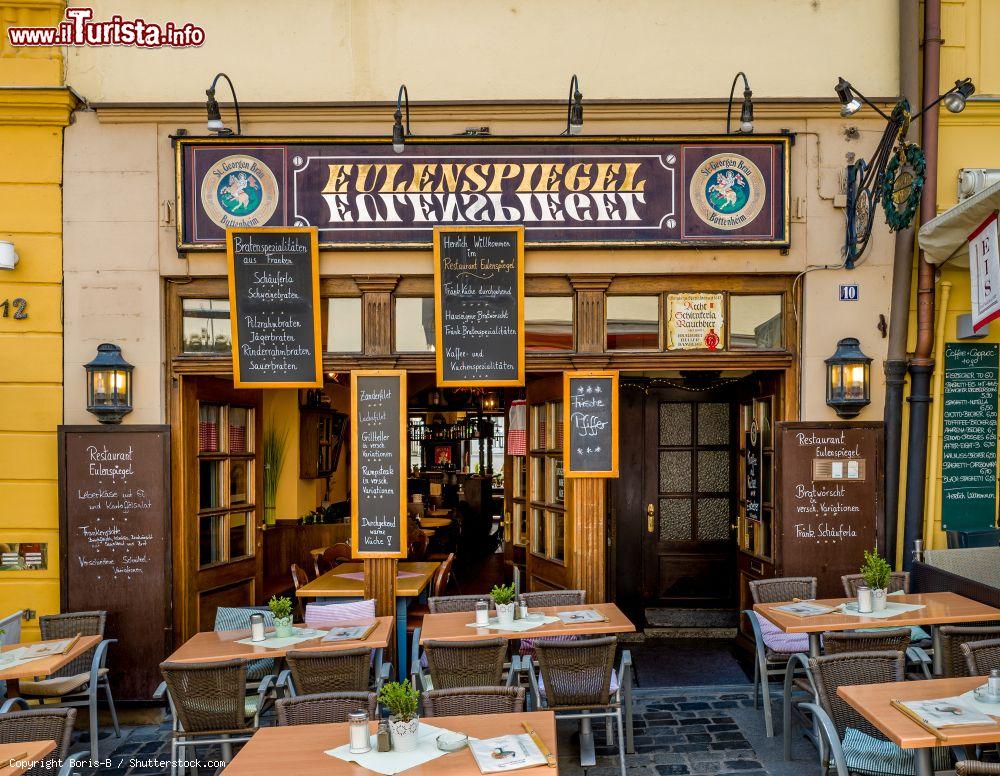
689,153,766,230
200,154,279,229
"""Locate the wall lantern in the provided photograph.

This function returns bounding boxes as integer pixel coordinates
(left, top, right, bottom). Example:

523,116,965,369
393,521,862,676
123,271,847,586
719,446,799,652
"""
825,337,872,418
566,74,583,135
85,343,134,424
205,72,241,136
392,84,410,153
726,71,754,134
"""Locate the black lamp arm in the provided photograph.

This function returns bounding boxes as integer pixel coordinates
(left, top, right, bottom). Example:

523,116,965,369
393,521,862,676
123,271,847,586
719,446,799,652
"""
567,74,580,135
911,77,974,121
726,71,750,133
396,84,410,135
208,72,241,135
843,80,891,121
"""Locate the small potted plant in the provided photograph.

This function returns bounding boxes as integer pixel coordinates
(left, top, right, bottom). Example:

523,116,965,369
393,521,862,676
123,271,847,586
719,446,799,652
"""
378,681,420,752
859,549,892,613
268,595,294,638
491,583,517,628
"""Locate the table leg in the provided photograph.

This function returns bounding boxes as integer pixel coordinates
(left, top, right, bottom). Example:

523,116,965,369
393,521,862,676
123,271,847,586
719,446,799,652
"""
579,717,596,767
931,625,943,676
914,747,933,776
396,597,409,681
809,633,821,658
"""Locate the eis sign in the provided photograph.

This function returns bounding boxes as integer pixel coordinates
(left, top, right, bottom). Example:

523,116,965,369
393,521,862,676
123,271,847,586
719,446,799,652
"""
176,136,790,250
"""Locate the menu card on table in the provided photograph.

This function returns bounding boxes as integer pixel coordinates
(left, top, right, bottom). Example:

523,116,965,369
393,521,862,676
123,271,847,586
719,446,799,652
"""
555,609,608,624
470,734,546,772
771,602,836,617
894,697,997,729
321,622,377,643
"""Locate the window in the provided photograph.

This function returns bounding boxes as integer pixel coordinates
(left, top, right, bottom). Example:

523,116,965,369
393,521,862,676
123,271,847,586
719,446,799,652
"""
197,402,256,568
395,297,435,352
326,297,362,352
182,299,231,354
525,296,574,352
729,295,782,349
528,400,566,563
606,296,659,350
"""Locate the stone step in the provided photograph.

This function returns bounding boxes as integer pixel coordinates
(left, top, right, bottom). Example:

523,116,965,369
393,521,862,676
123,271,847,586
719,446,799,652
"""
644,607,739,629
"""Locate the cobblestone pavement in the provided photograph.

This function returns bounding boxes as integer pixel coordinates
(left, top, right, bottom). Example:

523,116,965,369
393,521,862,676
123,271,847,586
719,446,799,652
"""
69,686,821,775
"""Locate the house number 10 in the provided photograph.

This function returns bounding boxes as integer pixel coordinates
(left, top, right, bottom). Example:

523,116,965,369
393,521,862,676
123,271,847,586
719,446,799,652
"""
0,298,28,320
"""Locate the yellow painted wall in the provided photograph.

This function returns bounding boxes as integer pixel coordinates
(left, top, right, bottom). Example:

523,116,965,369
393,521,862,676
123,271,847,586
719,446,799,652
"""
0,1,75,639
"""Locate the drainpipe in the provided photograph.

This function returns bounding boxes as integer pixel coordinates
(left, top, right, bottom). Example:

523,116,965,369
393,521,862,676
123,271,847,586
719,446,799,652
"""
883,0,921,565
901,0,942,570
923,281,951,550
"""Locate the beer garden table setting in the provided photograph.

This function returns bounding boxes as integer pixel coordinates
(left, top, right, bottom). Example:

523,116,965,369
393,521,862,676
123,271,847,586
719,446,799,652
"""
0,634,102,696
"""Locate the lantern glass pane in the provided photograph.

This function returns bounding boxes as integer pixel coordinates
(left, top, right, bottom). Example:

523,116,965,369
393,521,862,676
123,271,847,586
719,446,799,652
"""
828,364,843,400
113,370,129,401
92,369,113,405
846,364,866,399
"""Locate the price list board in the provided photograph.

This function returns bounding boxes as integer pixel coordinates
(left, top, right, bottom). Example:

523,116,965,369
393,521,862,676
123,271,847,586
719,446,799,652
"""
942,343,999,531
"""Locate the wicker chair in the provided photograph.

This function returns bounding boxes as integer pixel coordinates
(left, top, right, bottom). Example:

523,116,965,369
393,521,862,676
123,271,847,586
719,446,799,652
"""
522,590,586,608
422,638,511,691
160,659,272,776
797,651,952,776
526,636,627,776
0,706,84,776
940,626,1000,676
840,572,910,597
427,594,483,614
962,638,1000,675
957,761,1000,775
422,686,524,717
15,611,120,761
745,576,816,737
213,607,278,689
276,692,377,726
284,647,377,696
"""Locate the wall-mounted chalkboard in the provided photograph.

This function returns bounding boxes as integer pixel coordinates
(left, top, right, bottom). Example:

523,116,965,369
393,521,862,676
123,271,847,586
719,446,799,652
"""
434,226,524,386
58,425,171,701
564,371,619,477
226,227,322,388
351,371,408,558
745,419,762,522
942,343,999,531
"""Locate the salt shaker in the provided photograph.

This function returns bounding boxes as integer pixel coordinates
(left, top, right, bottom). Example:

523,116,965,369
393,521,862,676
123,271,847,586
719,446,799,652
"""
249,612,266,642
376,719,391,752
348,710,371,754
989,668,1000,698
518,595,529,620
475,598,489,626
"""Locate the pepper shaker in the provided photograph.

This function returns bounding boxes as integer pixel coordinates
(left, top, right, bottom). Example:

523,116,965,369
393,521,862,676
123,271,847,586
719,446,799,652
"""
376,719,391,752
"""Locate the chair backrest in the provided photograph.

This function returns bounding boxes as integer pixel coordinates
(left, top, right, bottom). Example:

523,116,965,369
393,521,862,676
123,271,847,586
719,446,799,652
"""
408,528,428,560
424,639,507,690
0,611,23,647
314,553,333,578
534,636,617,708
749,577,816,605
160,659,251,734
841,572,910,597
947,528,1000,549
961,637,1000,676
809,651,905,741
291,564,310,590
407,503,425,520
286,648,372,695
304,599,376,629
523,590,586,608
431,554,456,598
939,626,1000,676
0,707,76,762
422,686,525,717
428,594,484,614
40,610,106,679
821,627,911,655
276,691,377,726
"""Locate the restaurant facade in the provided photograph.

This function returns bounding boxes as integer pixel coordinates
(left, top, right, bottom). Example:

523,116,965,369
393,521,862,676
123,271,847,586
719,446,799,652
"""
29,0,907,689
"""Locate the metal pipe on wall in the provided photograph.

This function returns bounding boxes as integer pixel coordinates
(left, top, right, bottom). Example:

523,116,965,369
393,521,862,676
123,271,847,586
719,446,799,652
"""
923,280,951,550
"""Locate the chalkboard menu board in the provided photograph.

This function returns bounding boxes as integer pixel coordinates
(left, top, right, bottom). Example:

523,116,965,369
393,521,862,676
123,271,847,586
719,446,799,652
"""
58,425,171,701
776,422,882,598
745,420,762,522
564,371,619,477
434,226,524,386
942,343,999,531
226,227,322,388
351,371,407,558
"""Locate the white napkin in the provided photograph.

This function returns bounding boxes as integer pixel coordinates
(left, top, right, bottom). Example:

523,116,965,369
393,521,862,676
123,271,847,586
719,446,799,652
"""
465,616,560,633
837,601,926,619
326,723,454,775
234,627,326,649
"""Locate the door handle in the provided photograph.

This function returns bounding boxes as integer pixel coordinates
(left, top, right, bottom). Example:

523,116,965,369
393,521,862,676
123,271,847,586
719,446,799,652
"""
646,503,655,533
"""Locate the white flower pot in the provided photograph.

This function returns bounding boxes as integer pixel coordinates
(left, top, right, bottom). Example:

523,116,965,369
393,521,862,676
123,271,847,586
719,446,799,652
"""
495,602,516,627
389,716,419,752
871,588,888,613
273,616,294,638
857,587,873,614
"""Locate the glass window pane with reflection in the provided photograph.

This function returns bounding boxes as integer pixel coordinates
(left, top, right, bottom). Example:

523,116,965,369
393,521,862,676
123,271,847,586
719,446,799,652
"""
182,299,231,354
326,297,362,352
395,298,436,352
525,297,574,351
606,296,659,350
730,295,782,349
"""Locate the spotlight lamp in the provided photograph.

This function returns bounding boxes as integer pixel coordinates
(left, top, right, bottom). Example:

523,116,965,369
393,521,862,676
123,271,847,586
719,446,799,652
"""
392,84,410,154
835,77,863,117
566,74,583,135
205,72,241,136
726,72,754,134
942,78,975,114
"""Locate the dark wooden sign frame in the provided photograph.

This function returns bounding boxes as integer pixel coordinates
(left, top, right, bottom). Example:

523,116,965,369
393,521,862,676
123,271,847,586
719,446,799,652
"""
563,370,619,478
225,226,323,389
350,370,408,559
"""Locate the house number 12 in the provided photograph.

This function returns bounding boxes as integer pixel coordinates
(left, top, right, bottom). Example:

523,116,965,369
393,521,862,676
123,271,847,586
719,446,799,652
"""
0,298,28,320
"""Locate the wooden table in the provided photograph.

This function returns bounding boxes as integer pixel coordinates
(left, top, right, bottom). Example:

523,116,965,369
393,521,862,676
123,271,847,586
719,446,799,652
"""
222,710,558,775
0,740,56,776
839,676,998,776
0,635,102,697
296,561,439,679
753,592,1000,670
418,517,453,530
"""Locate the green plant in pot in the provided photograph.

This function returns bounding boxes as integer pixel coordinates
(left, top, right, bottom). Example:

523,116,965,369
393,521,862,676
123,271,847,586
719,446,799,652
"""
491,582,517,628
268,595,294,637
263,419,289,526
858,549,892,613
378,681,420,752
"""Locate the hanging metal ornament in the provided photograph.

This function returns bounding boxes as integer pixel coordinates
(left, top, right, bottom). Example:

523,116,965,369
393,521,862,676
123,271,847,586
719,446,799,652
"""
881,141,925,232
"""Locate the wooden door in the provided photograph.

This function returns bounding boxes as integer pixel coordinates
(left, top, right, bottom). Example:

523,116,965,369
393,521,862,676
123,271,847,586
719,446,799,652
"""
641,387,738,609
178,377,263,638
503,396,528,587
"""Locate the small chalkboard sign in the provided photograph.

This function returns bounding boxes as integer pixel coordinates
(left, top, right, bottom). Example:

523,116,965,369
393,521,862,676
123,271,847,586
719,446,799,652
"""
434,226,524,386
351,371,407,558
226,227,322,388
564,371,619,478
745,420,762,522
